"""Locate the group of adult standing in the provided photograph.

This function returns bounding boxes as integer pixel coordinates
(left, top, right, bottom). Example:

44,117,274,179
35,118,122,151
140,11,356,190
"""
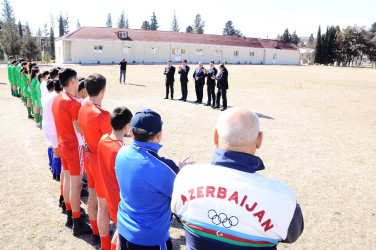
164,60,229,111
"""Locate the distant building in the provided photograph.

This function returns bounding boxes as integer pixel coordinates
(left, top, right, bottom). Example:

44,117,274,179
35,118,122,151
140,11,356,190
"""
299,48,314,65
55,27,300,65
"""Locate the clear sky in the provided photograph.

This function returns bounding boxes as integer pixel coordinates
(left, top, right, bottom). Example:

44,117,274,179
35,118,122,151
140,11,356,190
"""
8,0,376,39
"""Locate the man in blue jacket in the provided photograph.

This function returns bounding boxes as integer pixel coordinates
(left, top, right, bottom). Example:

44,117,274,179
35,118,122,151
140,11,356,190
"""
178,59,190,101
192,62,206,103
115,109,193,250
214,64,229,111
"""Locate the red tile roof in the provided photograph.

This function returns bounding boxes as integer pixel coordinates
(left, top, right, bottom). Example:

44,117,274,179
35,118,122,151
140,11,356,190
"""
59,27,297,51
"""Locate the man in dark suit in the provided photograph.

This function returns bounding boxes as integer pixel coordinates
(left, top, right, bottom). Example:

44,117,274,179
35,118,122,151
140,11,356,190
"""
164,61,175,99
205,60,217,107
178,59,190,101
192,62,206,103
214,64,229,111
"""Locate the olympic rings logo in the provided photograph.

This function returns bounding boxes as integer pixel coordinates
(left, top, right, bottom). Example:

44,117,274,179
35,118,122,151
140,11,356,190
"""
207,209,239,228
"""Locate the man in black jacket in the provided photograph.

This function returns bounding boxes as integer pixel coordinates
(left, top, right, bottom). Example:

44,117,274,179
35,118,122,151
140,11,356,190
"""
205,60,217,107
192,62,206,103
214,64,229,111
164,61,175,99
119,58,127,84
178,59,190,101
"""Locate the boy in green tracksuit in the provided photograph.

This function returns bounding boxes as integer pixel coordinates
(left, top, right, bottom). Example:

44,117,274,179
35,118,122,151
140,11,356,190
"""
7,56,14,95
36,74,43,128
15,61,22,97
30,67,40,125
10,61,17,96
23,68,33,119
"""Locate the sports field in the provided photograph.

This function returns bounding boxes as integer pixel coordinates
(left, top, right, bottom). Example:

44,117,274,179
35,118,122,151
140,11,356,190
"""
0,64,375,249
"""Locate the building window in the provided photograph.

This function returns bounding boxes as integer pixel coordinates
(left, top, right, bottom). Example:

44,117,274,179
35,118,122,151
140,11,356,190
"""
181,49,185,54
172,48,176,54
215,50,222,56
195,49,203,56
119,32,128,38
94,45,103,54
151,47,159,54
250,52,255,58
124,47,132,54
234,51,239,56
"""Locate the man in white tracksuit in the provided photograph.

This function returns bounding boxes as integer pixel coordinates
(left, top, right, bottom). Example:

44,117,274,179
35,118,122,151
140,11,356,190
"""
171,107,304,249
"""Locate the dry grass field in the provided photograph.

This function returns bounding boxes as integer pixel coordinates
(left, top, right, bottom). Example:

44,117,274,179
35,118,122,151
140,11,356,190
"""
0,64,375,249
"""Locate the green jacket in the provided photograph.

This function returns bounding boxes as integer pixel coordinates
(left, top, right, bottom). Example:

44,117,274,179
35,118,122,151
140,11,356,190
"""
30,78,38,101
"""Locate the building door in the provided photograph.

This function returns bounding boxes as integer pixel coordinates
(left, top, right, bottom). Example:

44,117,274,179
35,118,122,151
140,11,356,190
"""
174,48,182,62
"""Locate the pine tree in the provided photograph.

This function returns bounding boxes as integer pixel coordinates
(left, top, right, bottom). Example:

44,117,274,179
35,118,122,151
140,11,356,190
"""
150,12,158,30
20,32,40,61
1,0,13,20
186,25,193,33
326,26,338,64
58,14,64,37
282,29,291,43
106,13,112,27
141,21,150,30
63,15,69,34
18,20,22,37
222,20,242,37
117,11,126,28
321,27,329,64
125,16,129,28
170,11,179,32
307,33,315,48
0,18,21,56
50,27,55,59
291,30,300,45
76,19,81,29
193,14,205,34
314,26,322,64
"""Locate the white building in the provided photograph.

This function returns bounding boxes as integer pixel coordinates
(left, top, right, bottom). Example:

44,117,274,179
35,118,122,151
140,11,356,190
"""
55,27,300,65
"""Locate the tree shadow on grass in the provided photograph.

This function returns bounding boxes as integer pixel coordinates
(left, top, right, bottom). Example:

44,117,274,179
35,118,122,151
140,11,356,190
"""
256,112,274,120
126,83,147,87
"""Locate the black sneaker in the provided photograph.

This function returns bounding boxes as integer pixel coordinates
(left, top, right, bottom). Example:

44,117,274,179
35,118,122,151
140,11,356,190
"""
65,210,73,228
56,175,60,182
204,103,211,106
59,196,64,207
73,217,92,236
61,202,67,214
91,234,101,246
53,173,57,180
220,107,227,111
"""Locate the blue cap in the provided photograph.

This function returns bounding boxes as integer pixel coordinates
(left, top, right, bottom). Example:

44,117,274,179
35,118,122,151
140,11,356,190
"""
131,109,163,136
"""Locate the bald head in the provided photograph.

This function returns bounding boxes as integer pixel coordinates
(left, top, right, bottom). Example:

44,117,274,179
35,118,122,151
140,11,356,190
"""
215,107,262,154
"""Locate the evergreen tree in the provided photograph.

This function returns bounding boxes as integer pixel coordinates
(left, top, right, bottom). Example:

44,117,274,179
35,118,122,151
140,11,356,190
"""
222,20,242,37
193,13,205,34
20,32,40,61
25,21,31,35
307,33,315,48
50,27,55,59
291,30,300,45
170,11,179,32
141,21,150,30
371,22,376,33
1,0,13,20
63,15,69,34
0,18,21,56
321,30,328,64
117,11,126,28
106,13,112,27
282,28,291,43
150,12,158,30
314,26,322,64
76,19,81,29
18,20,22,37
185,25,193,33
125,16,129,28
326,26,338,64
58,14,64,36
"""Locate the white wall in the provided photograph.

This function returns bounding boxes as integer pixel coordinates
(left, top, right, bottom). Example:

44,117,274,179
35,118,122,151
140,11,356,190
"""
56,39,300,65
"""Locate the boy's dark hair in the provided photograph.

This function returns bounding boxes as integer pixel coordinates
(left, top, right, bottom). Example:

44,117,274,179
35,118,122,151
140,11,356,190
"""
84,73,106,97
132,128,158,142
183,59,187,63
9,56,14,59
46,79,55,91
78,77,85,82
59,68,77,87
21,62,27,67
49,68,59,79
168,60,172,63
53,79,62,92
42,70,49,77
111,107,133,131
37,73,43,82
219,64,225,69
78,80,85,92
